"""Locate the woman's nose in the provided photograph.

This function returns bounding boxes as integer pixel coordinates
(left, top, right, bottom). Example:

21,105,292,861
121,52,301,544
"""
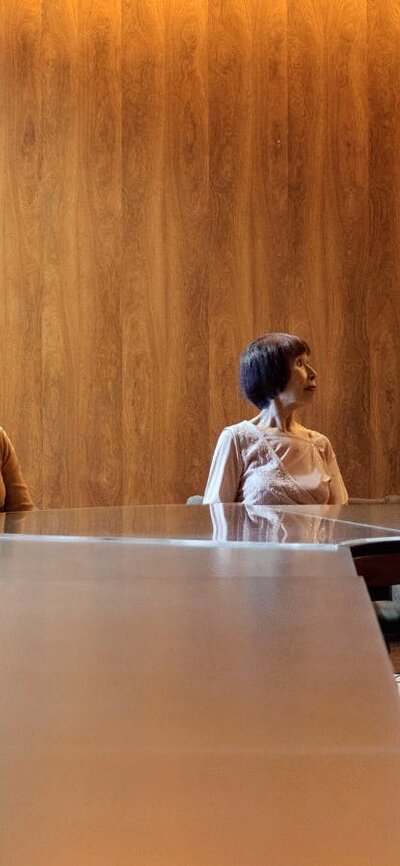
308,366,317,380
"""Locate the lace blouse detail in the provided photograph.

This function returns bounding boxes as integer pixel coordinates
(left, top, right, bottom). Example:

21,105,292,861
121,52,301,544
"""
203,421,348,506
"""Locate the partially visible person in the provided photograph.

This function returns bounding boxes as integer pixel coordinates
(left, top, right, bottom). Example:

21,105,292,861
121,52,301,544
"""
0,427,35,511
203,332,348,506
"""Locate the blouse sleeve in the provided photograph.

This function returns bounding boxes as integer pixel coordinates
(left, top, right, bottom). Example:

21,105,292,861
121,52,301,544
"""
324,438,348,505
203,428,242,504
0,429,35,512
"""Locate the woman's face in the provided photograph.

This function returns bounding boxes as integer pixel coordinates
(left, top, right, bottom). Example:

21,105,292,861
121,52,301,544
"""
279,353,317,408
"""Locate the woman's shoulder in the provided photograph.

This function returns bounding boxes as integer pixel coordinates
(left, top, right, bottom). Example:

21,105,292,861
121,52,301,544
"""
220,420,260,441
0,427,9,445
304,428,337,458
0,427,12,463
295,424,331,446
215,421,263,455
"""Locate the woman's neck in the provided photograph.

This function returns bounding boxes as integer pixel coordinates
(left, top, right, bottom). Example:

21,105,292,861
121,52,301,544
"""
257,401,299,433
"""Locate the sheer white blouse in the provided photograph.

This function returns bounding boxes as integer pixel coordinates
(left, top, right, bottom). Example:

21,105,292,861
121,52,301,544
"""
203,420,348,506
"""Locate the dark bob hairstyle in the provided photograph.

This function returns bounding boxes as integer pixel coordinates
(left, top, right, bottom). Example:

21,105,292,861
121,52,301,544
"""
239,332,310,409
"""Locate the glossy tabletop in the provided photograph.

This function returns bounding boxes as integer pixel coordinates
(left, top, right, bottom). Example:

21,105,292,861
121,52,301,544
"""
1,536,400,865
3,502,400,546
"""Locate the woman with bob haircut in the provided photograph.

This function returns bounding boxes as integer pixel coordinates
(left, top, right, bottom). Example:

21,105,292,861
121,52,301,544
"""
203,332,348,505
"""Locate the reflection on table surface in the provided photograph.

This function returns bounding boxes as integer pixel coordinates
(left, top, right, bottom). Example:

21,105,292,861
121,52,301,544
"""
1,537,400,865
1,502,400,545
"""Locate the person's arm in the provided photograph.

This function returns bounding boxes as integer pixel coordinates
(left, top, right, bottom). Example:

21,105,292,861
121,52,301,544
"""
203,428,242,504
0,429,35,511
324,438,348,505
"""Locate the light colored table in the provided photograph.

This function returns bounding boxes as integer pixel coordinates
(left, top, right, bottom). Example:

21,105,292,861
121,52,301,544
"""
0,535,400,865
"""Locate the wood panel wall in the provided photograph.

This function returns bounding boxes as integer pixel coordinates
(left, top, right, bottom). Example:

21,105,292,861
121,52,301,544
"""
0,0,400,506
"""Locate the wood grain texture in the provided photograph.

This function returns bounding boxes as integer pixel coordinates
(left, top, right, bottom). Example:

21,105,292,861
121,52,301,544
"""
77,0,123,506
321,0,369,495
1,0,400,505
163,0,210,501
121,0,167,504
208,0,254,450
287,0,326,365
251,0,289,333
367,0,400,497
0,0,42,502
41,0,80,507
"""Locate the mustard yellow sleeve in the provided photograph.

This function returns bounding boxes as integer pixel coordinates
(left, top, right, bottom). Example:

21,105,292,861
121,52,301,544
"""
0,428,35,512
